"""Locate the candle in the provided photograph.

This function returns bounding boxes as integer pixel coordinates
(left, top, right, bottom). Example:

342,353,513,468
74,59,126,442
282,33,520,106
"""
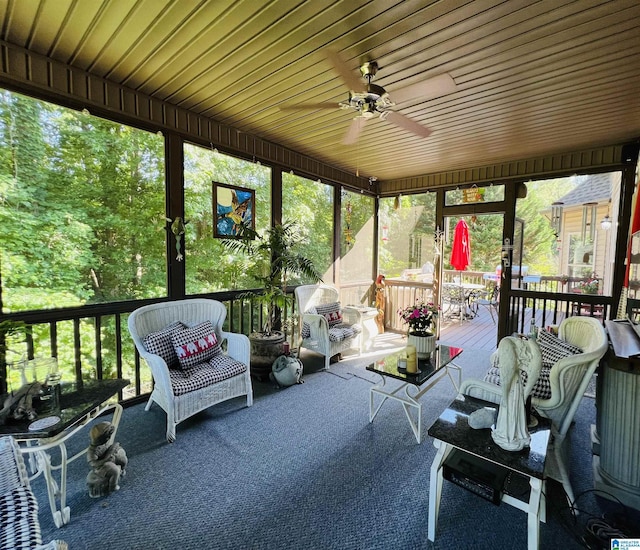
406,345,417,373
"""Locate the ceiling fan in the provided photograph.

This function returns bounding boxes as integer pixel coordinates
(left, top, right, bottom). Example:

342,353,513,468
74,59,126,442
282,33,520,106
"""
281,49,457,145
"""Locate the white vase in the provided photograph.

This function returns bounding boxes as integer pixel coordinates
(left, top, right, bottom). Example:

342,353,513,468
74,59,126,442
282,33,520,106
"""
408,333,436,359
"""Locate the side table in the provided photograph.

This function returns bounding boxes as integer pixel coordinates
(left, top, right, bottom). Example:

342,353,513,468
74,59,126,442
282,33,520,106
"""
1,378,129,527
427,395,551,550
346,305,379,352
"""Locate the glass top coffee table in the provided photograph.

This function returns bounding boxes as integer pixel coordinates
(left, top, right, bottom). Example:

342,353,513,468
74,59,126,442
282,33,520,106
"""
0,378,129,527
366,345,463,443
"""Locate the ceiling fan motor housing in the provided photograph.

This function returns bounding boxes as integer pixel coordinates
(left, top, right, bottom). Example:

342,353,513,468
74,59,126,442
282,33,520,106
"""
360,61,379,79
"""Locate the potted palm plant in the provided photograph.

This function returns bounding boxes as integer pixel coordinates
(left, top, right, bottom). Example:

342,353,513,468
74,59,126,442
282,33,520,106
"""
223,221,322,378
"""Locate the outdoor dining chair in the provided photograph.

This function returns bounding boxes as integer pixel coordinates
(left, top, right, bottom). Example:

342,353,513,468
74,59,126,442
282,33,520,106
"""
476,285,500,323
441,283,468,323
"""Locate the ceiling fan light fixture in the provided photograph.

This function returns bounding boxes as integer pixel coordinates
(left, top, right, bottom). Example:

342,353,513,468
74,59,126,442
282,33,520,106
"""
295,49,456,146
358,99,377,118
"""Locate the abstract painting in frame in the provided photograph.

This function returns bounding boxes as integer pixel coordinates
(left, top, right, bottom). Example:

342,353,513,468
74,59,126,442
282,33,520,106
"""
213,182,255,238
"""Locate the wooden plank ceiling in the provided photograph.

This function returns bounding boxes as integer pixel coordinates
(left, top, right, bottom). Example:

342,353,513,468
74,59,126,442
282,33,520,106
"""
1,0,639,182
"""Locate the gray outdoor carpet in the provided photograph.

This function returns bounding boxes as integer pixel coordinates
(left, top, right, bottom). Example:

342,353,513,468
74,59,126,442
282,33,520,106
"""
30,348,632,549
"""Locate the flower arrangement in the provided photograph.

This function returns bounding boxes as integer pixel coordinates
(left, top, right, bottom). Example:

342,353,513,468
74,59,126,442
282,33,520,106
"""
577,274,600,295
398,299,439,336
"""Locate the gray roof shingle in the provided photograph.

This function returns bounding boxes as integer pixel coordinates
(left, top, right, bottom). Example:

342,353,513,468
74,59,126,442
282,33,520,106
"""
555,173,611,206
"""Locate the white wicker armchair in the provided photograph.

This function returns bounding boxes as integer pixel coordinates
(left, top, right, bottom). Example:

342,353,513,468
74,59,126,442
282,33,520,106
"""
0,436,67,550
459,315,608,506
295,284,363,370
128,299,253,442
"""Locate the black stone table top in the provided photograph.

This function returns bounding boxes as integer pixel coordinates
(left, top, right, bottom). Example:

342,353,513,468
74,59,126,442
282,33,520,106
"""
427,395,551,480
0,378,129,440
366,345,463,386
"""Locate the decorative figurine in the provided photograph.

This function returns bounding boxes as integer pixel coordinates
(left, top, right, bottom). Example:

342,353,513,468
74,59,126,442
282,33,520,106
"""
166,216,188,261
491,335,542,451
86,421,128,498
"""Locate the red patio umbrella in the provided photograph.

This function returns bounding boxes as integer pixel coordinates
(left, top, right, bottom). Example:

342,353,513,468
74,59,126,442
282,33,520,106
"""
618,180,640,318
450,219,471,271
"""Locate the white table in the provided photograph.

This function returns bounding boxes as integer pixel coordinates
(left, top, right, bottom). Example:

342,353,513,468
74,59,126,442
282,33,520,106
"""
2,379,128,527
346,305,379,352
366,345,463,443
427,395,551,550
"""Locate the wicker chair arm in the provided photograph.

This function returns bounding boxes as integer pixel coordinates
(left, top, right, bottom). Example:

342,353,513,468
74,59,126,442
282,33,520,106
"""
221,331,250,365
137,351,175,398
458,379,502,404
533,349,602,415
302,313,330,338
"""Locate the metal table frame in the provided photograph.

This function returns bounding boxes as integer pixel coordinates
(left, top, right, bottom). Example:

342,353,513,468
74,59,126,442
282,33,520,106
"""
19,401,123,527
3,379,128,528
367,345,463,444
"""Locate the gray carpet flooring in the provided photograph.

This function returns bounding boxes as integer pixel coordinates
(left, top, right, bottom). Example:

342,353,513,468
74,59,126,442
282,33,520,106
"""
30,340,634,549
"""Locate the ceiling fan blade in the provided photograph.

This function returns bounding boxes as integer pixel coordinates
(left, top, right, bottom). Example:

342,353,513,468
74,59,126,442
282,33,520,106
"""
343,117,367,145
325,49,365,93
391,73,456,104
279,102,338,111
385,111,432,139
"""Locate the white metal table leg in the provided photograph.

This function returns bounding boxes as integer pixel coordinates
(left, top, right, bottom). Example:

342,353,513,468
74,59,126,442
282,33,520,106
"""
445,362,462,392
429,441,453,542
369,375,422,443
527,477,544,550
20,401,124,527
402,386,422,443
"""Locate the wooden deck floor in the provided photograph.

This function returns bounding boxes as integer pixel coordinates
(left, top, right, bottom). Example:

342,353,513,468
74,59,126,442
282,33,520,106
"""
439,308,499,351
437,306,569,352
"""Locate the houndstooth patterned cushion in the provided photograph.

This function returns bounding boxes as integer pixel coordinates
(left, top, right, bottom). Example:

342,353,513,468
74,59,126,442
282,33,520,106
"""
0,487,42,550
169,356,247,396
171,321,222,370
536,328,582,368
483,362,553,400
313,302,343,327
483,328,581,400
328,323,362,342
143,321,186,369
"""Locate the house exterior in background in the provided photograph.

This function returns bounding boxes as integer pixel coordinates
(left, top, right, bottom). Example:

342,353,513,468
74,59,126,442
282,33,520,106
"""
552,173,620,295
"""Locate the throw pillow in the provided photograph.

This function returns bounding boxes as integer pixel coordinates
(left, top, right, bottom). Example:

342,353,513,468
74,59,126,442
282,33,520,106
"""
313,302,343,327
171,321,222,370
143,321,186,369
536,328,582,368
484,346,553,399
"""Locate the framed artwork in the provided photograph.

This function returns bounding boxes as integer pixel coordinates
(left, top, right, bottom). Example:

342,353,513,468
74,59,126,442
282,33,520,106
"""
213,182,255,238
